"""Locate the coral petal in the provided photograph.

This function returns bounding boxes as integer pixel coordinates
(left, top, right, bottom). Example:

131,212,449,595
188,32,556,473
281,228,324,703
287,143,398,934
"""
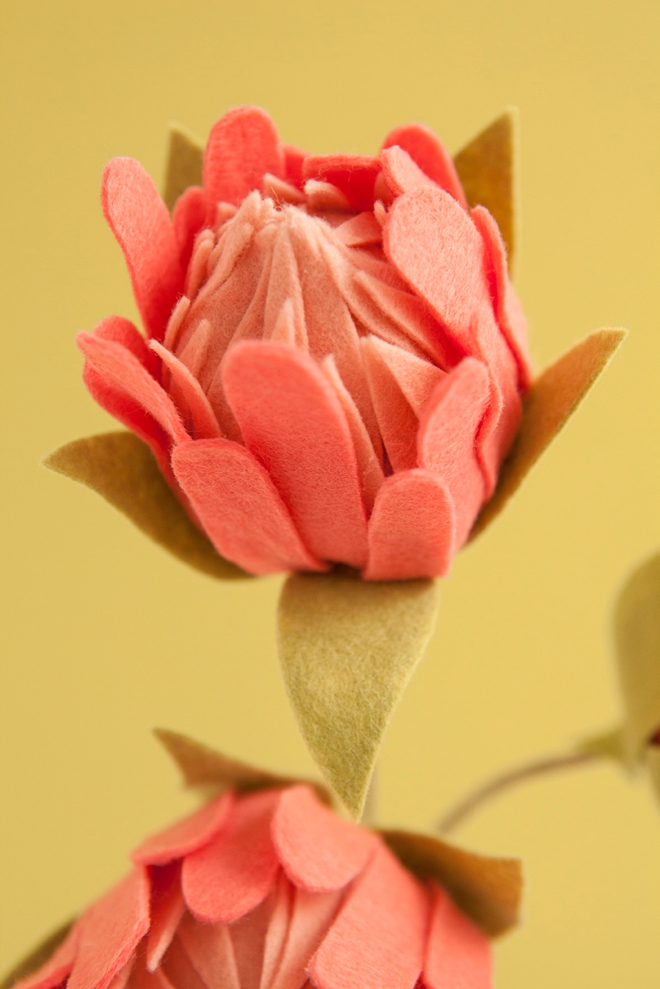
149,340,222,440
272,785,376,892
418,358,490,548
171,439,325,575
223,342,368,568
102,158,183,341
270,888,344,989
309,843,428,989
145,863,186,971
131,792,233,865
68,869,150,989
12,925,81,989
335,212,382,248
172,186,207,272
423,886,493,989
177,915,240,989
204,106,284,212
302,155,380,212
382,124,467,207
380,146,436,198
182,789,282,924
365,470,456,581
282,144,308,190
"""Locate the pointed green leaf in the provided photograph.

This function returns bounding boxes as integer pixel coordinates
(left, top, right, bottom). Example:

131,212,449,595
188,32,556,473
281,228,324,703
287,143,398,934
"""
454,108,519,273
43,432,249,580
153,728,333,806
0,921,74,989
613,550,660,761
162,121,204,211
381,829,522,937
470,328,626,540
577,726,627,763
277,570,439,818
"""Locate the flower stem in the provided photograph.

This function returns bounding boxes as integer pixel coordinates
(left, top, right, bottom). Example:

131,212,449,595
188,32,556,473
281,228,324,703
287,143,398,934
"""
437,749,603,835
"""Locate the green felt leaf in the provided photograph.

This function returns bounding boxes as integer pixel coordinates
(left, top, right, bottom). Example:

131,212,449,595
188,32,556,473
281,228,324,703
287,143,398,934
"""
0,921,74,989
162,121,204,211
613,550,660,761
454,108,519,274
578,726,626,763
381,829,522,938
471,328,627,540
43,432,249,580
154,728,333,806
277,570,439,818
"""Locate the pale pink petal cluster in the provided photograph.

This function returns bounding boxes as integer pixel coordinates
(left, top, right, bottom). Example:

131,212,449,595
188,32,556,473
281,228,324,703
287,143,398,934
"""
79,106,531,579
17,786,491,989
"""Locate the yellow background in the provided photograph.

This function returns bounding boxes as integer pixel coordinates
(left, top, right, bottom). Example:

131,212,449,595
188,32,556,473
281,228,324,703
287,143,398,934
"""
1,0,659,984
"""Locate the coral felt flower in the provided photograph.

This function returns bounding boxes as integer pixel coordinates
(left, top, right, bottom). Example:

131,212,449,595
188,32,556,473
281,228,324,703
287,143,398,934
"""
76,104,533,581
12,784,495,989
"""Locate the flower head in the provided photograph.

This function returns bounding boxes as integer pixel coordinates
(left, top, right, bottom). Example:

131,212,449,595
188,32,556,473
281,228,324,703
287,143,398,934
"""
15,784,492,989
78,105,532,580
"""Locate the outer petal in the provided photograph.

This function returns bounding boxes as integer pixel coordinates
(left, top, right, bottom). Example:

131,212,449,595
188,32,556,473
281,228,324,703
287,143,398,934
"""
423,885,493,989
67,869,150,989
417,358,490,549
102,158,183,342
203,106,284,214
172,186,207,272
272,785,376,892
365,470,456,581
309,842,428,989
131,792,233,865
182,789,282,924
145,863,186,972
13,924,81,989
380,146,436,198
223,341,369,569
171,438,326,575
382,123,467,207
302,155,381,212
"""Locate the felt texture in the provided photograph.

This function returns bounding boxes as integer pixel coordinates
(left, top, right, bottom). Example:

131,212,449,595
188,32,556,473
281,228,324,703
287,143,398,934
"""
309,844,427,989
153,729,334,806
131,794,233,866
102,158,183,341
470,328,626,539
171,439,326,575
1,925,77,989
453,109,518,274
301,155,380,212
277,571,439,816
43,432,247,580
203,106,284,214
423,886,492,989
382,124,467,208
380,831,522,938
146,864,187,971
163,123,204,212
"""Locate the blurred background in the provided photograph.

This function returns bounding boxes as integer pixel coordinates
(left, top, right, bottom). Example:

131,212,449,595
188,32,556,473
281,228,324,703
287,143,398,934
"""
1,0,659,984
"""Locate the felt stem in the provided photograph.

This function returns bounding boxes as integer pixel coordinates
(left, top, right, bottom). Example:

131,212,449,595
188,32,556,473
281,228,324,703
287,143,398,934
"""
437,749,603,835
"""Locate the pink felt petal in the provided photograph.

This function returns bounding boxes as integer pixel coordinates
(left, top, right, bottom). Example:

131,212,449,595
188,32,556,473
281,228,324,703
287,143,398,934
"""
382,124,467,208
361,338,420,472
365,336,446,418
161,937,207,989
364,470,456,581
91,315,161,378
272,785,376,892
302,155,381,213
149,340,222,440
321,356,384,512
102,158,183,342
203,106,284,214
176,914,240,989
383,186,491,354
309,843,428,989
263,173,306,205
282,144,308,190
380,147,436,198
145,863,186,972
260,873,293,989
68,869,150,989
12,922,81,989
104,959,133,989
223,341,369,569
417,358,490,548
423,885,493,989
270,888,344,989
471,205,533,392
127,959,176,989
182,789,282,924
171,439,325,575
334,212,382,248
229,892,275,989
172,186,207,272
132,792,233,866
304,180,353,213
77,333,188,446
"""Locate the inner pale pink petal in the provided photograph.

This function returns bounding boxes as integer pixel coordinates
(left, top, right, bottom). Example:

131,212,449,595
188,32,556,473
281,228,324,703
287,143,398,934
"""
177,318,213,379
365,336,446,418
308,843,428,989
334,212,382,248
423,885,493,989
364,470,456,581
132,793,234,866
269,888,344,989
272,786,376,892
67,869,150,989
203,106,284,214
263,174,306,205
230,891,278,989
380,146,436,198
260,873,294,989
161,937,208,989
304,180,353,213
361,337,419,472
223,342,369,568
181,789,283,925
263,227,307,349
150,341,222,440
381,123,467,208
146,863,187,972
164,297,192,354
177,913,241,989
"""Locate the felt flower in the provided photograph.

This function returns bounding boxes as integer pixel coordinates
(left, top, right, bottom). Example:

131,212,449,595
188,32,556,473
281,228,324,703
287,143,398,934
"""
77,105,533,580
14,784,493,989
